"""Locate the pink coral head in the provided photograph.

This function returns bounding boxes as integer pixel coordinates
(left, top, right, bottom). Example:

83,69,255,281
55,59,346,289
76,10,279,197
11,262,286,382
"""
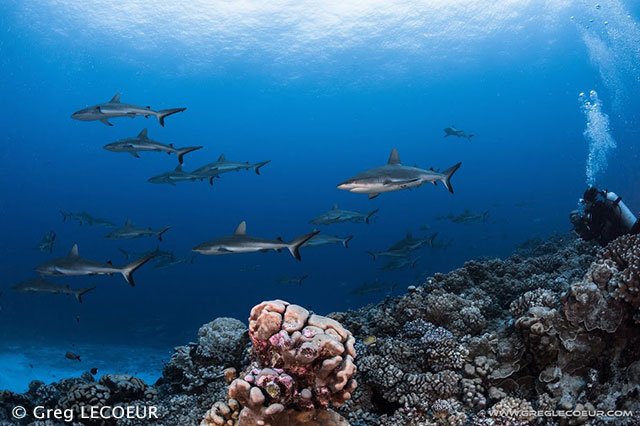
268,330,294,349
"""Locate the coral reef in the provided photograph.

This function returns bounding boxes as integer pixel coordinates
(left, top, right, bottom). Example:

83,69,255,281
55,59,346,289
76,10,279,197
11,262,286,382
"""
3,233,640,426
223,299,356,425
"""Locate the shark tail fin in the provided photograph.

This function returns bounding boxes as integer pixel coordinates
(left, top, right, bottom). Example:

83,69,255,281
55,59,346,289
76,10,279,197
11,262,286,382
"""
429,232,439,248
122,254,155,287
288,230,320,261
75,286,96,304
467,134,474,140
157,108,186,127
176,146,203,164
343,235,354,248
482,211,489,222
298,275,309,286
118,248,130,260
366,251,376,261
157,227,171,242
441,162,462,194
253,160,271,175
365,209,379,224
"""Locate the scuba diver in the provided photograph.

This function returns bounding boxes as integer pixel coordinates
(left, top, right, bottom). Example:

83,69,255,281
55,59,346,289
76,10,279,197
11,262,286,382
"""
570,187,640,245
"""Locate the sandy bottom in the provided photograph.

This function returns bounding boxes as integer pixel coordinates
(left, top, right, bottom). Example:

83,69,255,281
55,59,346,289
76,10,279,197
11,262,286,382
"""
0,342,169,393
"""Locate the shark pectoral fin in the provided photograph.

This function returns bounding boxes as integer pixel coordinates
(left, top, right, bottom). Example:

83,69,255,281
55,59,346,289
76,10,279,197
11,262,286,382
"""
276,249,282,252
259,249,269,253
129,152,140,158
100,118,113,126
369,193,380,199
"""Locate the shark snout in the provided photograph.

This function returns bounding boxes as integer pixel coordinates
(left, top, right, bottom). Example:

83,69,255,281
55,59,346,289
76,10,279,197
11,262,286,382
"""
337,180,357,191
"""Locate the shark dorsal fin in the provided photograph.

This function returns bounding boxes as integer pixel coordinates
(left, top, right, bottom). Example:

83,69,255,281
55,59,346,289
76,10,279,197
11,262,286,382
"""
125,219,131,227
69,244,79,257
174,164,183,172
138,128,148,139
218,154,226,162
109,93,121,103
388,149,401,165
332,204,338,210
234,221,247,235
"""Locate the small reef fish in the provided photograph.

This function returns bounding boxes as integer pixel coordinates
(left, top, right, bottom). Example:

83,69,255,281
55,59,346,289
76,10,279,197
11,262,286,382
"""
71,93,186,127
35,244,155,287
309,204,378,225
193,154,271,185
65,352,81,362
148,164,206,185
276,275,309,286
192,221,319,261
337,148,462,199
104,128,202,164
106,220,171,241
301,234,354,249
36,231,56,253
443,125,474,140
12,276,95,303
59,211,115,228
362,336,377,346
348,279,397,296
90,368,98,375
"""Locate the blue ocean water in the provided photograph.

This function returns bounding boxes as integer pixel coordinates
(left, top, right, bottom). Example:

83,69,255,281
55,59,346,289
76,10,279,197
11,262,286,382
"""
1,0,639,391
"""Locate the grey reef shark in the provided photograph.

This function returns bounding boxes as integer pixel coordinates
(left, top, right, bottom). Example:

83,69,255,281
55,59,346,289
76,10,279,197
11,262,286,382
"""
71,94,186,127
338,148,461,199
35,244,155,287
192,221,319,261
104,129,202,164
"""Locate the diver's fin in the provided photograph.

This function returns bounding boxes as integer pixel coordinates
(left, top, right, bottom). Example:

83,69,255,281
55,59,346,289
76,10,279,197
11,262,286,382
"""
440,162,462,194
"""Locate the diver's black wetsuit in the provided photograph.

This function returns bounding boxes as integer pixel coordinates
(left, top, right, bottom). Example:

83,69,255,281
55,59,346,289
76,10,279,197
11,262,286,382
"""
570,188,640,246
